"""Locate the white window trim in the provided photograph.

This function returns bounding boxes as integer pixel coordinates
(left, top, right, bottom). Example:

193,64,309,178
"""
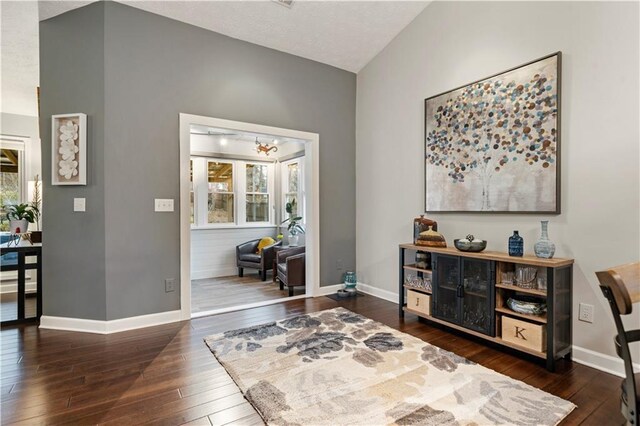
191,157,275,229
280,158,304,227
0,136,29,204
243,160,274,226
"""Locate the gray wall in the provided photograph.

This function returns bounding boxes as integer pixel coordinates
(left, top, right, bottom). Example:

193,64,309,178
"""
40,4,107,320
41,2,356,321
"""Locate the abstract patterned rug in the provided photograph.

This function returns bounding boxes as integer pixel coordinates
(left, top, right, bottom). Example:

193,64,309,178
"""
205,308,575,425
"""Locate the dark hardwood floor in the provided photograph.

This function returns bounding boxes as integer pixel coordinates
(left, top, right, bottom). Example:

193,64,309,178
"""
0,295,624,425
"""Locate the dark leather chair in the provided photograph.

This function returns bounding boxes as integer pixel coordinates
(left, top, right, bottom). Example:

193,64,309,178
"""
596,262,640,426
276,246,305,296
236,239,281,281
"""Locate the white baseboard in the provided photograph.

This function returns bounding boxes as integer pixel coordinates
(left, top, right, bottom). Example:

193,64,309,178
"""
356,282,398,304
313,282,398,304
39,310,182,334
572,345,640,378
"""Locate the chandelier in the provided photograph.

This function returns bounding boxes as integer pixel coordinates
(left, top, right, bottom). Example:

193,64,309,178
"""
255,138,278,156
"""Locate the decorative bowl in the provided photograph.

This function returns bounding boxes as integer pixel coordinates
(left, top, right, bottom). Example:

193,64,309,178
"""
336,289,349,298
507,296,547,316
454,239,487,252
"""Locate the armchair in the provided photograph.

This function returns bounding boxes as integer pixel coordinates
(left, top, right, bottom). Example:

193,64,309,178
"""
236,238,282,281
276,246,306,296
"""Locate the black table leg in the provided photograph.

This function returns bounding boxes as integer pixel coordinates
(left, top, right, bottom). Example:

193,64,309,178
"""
36,251,43,318
399,247,405,317
17,252,25,320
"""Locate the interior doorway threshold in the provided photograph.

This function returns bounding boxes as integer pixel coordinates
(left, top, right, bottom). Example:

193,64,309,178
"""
191,294,308,318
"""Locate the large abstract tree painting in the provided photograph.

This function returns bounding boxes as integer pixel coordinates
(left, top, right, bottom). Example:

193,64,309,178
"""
425,54,560,213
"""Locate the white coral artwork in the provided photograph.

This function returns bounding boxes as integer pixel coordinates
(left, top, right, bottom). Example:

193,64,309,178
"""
58,120,79,178
52,113,86,185
58,158,79,179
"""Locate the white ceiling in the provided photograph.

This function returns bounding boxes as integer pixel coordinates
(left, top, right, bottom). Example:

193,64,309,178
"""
1,1,40,117
40,1,429,72
2,0,429,117
190,124,304,146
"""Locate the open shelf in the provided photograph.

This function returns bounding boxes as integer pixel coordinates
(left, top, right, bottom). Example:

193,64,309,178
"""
495,282,547,296
403,285,431,295
495,307,547,324
399,243,573,371
402,306,546,359
403,264,432,274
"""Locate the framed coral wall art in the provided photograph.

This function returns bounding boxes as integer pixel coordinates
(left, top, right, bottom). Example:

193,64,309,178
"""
52,113,86,185
425,52,561,213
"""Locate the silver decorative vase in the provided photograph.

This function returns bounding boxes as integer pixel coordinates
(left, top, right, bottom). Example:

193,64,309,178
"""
534,220,556,259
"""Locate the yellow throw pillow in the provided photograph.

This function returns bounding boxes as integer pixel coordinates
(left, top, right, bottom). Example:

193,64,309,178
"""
257,237,276,254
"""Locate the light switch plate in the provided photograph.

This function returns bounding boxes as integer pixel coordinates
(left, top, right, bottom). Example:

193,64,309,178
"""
73,198,86,212
155,198,174,212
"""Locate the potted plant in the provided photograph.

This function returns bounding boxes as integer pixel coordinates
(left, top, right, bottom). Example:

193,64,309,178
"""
30,174,42,243
281,202,305,246
4,203,39,235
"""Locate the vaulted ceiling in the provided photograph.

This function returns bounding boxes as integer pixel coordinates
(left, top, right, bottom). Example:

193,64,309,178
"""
2,0,430,117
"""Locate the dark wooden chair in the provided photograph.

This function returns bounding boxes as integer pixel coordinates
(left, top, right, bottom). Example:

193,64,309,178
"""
275,246,305,296
596,262,640,425
236,239,281,281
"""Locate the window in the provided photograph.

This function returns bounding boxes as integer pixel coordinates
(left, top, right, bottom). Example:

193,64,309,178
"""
1,138,27,232
190,157,274,228
245,163,269,223
207,161,234,224
284,162,299,218
281,158,304,224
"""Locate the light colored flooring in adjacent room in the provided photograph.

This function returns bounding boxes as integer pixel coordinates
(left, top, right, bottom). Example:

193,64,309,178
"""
191,274,304,313
0,292,37,322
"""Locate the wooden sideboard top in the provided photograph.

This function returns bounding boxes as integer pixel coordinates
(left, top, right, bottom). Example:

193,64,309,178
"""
399,243,574,268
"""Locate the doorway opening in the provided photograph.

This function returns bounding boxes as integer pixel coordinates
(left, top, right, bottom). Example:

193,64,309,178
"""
179,115,320,319
1,135,40,323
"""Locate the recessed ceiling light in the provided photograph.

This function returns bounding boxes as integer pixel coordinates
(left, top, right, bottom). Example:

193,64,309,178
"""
273,139,279,145
220,138,228,146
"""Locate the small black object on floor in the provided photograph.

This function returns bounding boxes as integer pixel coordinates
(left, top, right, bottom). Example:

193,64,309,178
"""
326,292,365,302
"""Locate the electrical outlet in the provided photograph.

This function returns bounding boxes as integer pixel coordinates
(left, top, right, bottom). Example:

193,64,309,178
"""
578,303,594,323
336,259,344,271
165,279,176,293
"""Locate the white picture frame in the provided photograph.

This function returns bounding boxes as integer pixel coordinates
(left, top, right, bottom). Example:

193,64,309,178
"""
51,113,87,185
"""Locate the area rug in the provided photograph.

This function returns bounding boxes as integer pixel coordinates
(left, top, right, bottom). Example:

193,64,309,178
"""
204,307,575,425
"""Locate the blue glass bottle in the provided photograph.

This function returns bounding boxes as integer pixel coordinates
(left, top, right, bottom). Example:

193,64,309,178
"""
508,231,524,257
